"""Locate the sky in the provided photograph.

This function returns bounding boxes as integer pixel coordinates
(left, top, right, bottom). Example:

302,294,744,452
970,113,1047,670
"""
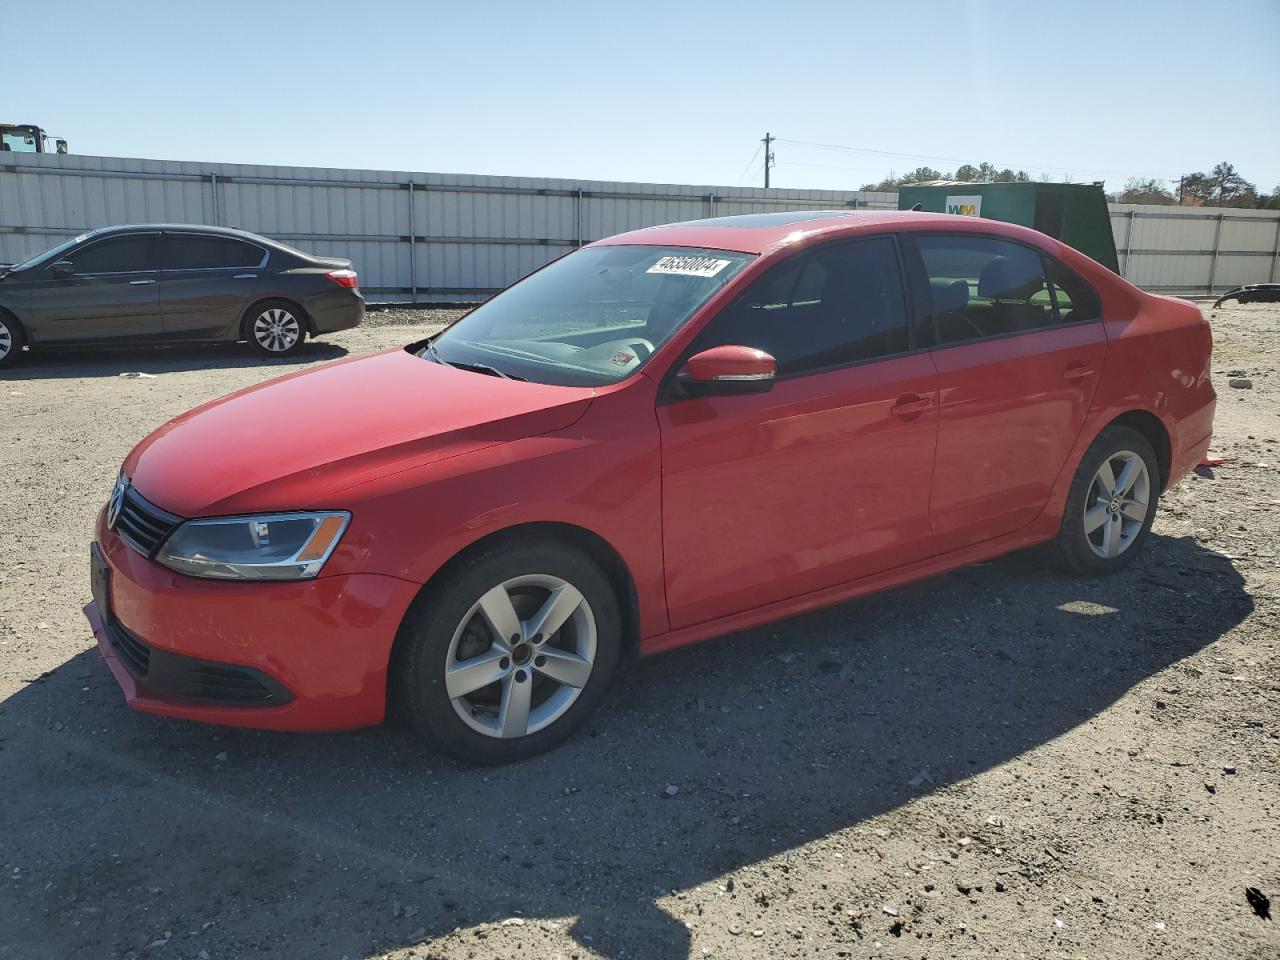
10,0,1280,195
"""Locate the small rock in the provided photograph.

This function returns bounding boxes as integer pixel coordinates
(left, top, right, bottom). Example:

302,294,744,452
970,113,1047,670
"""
500,917,525,927
752,929,764,938
882,903,899,917
663,784,679,798
1229,378,1253,389
1205,782,1217,794
728,924,743,935
1155,921,1166,931
1246,886,1271,921
148,931,171,948
1223,766,1237,775
995,881,1007,893
906,769,934,788
214,752,228,762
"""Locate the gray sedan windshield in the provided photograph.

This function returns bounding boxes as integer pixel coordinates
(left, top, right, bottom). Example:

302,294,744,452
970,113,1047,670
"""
423,245,753,386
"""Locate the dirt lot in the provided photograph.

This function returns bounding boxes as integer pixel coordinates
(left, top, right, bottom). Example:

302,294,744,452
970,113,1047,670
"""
1,302,1277,960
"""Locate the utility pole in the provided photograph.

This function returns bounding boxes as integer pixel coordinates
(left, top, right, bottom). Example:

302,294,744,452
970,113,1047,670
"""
762,132,775,188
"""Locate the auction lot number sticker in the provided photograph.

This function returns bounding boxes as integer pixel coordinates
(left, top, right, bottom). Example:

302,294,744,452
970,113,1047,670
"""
647,255,732,277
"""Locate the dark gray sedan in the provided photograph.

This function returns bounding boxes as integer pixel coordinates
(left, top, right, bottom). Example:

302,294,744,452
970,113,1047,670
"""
0,224,365,366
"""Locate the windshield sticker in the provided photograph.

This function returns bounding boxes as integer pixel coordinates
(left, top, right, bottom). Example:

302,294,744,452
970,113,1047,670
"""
610,351,635,366
647,255,732,278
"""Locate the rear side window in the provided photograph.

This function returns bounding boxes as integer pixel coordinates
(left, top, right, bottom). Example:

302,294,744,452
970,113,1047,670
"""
1043,256,1102,323
65,235,158,274
693,237,909,376
163,235,264,270
917,235,1078,344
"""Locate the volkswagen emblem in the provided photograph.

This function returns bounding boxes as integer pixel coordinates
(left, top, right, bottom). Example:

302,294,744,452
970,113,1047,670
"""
106,475,128,530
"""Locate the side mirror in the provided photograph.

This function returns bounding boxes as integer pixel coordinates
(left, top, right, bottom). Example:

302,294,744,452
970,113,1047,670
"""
678,345,776,396
50,260,76,279
55,140,69,155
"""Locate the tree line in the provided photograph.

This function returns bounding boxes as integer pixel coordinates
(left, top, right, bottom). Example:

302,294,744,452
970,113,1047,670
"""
860,161,1280,209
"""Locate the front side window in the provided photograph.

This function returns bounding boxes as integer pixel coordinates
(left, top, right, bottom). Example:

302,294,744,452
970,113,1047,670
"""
425,245,753,386
64,235,158,274
164,235,264,270
689,236,910,376
917,235,1093,345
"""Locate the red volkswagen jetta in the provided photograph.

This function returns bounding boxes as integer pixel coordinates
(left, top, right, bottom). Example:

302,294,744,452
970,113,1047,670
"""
86,211,1215,763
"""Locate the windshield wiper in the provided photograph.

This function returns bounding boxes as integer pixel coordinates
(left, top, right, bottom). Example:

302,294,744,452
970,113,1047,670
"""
424,341,523,380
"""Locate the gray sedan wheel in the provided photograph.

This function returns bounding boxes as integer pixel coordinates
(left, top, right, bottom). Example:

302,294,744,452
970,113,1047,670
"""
245,302,306,357
0,313,24,368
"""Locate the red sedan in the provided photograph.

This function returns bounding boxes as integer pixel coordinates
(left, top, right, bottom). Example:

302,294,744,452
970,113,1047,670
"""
85,210,1215,763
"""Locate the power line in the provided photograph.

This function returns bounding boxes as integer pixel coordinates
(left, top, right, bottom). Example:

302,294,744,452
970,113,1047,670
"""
733,142,764,187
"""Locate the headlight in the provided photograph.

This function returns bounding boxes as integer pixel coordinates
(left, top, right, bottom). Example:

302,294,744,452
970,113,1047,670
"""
156,511,350,581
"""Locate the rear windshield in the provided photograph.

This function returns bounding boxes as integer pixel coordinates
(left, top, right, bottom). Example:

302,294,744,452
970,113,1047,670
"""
421,245,753,387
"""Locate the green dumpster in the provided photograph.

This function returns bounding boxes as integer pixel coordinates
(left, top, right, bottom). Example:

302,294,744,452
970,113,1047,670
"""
897,181,1119,273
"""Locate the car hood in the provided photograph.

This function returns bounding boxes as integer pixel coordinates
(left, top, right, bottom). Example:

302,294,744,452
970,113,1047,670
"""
125,348,595,516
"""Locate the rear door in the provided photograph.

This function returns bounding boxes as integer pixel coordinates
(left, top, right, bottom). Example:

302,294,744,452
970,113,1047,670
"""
658,236,940,628
158,233,266,338
25,233,163,341
907,233,1108,553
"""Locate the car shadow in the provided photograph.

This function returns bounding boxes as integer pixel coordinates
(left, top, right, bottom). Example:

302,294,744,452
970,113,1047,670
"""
1,340,348,379
0,535,1251,959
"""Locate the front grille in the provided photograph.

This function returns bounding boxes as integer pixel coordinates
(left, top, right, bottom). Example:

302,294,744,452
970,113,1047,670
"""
109,618,152,678
104,616,292,707
180,663,277,704
114,486,183,558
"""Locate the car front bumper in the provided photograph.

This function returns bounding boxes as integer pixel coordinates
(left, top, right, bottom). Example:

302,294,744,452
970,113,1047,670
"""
86,512,420,732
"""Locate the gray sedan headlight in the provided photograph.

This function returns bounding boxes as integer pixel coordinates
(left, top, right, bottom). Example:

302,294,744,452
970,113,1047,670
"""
156,511,350,581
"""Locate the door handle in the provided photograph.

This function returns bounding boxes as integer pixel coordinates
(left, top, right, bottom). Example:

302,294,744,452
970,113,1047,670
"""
1063,362,1095,381
128,279,156,285
233,273,258,279
890,394,933,420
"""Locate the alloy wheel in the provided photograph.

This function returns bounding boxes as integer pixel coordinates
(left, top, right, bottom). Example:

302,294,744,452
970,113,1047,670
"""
445,574,597,739
1083,450,1151,558
253,308,301,352
0,322,12,360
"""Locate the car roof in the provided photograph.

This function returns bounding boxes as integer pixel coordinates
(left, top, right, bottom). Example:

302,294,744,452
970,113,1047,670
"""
84,223,287,247
592,209,1041,256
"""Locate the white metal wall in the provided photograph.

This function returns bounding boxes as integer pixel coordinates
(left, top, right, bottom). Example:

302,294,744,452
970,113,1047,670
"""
1110,203,1280,294
0,153,893,299
3,153,1277,298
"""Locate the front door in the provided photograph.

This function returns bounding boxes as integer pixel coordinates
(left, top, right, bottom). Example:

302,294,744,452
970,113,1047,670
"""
658,236,940,629
910,233,1109,553
25,233,163,342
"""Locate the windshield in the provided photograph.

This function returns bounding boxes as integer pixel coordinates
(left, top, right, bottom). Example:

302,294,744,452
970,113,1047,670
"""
1,126,40,153
11,233,93,272
422,245,754,386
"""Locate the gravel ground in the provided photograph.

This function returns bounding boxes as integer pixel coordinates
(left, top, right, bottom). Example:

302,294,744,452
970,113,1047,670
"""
0,303,1277,960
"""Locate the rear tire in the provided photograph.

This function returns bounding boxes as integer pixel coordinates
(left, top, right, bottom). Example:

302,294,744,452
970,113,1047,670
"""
394,538,622,764
0,313,25,368
1047,425,1160,576
243,300,307,357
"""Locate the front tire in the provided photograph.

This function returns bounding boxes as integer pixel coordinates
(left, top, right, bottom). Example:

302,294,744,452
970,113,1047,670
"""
395,539,622,764
243,301,307,357
0,313,25,368
1048,425,1160,576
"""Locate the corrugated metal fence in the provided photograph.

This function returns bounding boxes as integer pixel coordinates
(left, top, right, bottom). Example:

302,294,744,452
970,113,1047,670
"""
1109,203,1280,294
3,153,1277,298
0,153,893,299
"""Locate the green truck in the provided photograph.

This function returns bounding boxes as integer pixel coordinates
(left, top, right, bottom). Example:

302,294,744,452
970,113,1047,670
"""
898,180,1118,272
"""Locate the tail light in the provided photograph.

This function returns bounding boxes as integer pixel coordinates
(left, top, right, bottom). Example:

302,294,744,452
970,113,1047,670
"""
325,269,359,289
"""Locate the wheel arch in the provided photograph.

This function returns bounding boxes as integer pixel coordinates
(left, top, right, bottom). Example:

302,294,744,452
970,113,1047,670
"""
385,520,643,710
1103,409,1172,489
0,304,28,344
